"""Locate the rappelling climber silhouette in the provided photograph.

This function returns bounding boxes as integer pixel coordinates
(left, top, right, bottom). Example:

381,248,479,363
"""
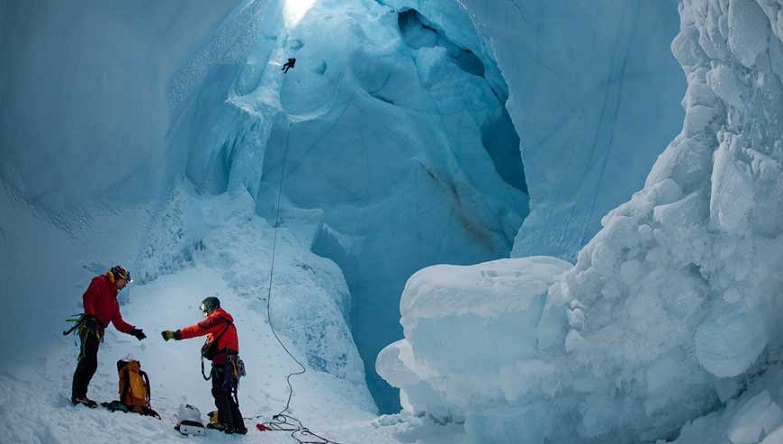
282,57,296,73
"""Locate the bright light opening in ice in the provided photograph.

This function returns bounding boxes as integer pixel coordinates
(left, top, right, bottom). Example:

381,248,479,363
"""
283,0,316,27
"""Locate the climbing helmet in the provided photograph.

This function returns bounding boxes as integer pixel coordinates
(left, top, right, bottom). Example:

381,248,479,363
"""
111,265,132,283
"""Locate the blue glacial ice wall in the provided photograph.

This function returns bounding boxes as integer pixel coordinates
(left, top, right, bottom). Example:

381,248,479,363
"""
456,0,687,260
0,0,245,214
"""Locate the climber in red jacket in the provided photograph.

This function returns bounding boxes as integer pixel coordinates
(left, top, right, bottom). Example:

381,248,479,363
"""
71,266,146,408
161,296,247,435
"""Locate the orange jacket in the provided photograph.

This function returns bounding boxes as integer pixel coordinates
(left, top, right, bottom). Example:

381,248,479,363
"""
82,273,134,334
179,308,238,364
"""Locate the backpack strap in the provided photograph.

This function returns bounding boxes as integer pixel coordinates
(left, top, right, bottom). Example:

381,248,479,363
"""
141,370,151,406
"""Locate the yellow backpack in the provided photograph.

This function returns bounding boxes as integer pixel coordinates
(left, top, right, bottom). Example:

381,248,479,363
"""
117,359,159,417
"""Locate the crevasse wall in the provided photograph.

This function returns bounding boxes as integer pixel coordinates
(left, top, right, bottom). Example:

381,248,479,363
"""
0,0,245,214
455,0,686,260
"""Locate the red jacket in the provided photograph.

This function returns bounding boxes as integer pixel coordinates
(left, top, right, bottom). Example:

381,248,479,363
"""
179,308,238,365
83,273,135,334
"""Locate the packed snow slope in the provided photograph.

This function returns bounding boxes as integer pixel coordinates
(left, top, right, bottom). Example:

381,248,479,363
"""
0,185,468,444
379,0,783,443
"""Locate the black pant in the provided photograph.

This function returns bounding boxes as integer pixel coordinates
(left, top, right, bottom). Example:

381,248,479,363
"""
72,329,100,399
211,364,245,431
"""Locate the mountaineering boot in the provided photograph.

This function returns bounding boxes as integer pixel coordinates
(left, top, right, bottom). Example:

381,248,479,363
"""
231,425,248,435
71,396,98,408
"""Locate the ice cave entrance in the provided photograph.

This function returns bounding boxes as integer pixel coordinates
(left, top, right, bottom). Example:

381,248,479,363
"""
283,0,318,27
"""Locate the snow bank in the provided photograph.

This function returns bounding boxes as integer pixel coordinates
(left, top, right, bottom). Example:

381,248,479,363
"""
377,257,571,433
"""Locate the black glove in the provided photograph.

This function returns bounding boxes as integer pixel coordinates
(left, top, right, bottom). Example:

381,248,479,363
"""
161,330,180,341
130,328,146,341
83,315,99,331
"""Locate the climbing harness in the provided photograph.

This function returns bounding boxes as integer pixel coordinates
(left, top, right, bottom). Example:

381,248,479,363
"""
62,313,85,336
225,353,246,391
63,313,103,360
246,124,341,444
